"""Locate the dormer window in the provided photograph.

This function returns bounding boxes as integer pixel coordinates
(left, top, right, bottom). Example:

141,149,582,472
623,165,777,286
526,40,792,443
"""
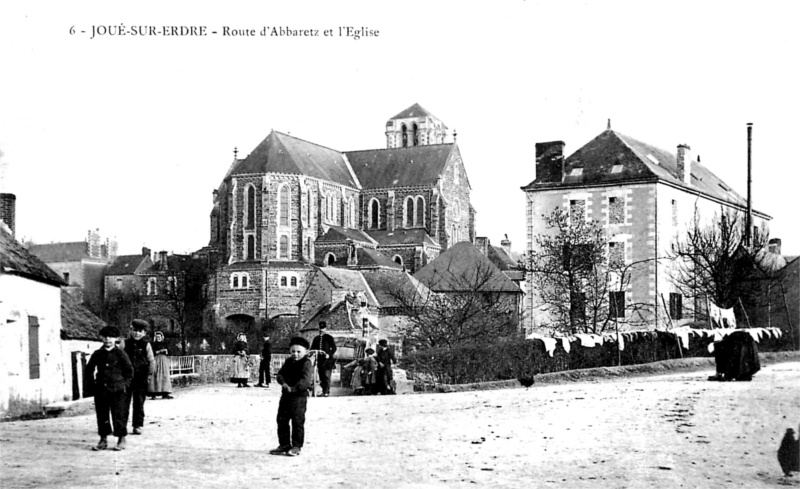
611,164,624,173
569,168,583,177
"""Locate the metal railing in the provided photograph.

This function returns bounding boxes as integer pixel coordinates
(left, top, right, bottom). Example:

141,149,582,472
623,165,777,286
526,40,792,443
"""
169,356,196,376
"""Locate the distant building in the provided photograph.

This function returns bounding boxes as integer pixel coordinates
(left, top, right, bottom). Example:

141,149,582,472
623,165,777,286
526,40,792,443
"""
28,229,117,313
521,126,771,331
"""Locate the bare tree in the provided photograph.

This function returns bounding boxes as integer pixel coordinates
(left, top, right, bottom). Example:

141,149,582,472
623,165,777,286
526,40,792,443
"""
669,207,770,316
526,207,655,335
103,288,142,328
389,260,520,351
162,255,208,355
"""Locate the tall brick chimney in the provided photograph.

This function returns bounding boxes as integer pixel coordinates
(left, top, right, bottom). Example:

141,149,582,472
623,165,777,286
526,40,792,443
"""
474,237,490,256
535,141,566,182
158,251,169,271
142,247,151,258
0,193,16,236
676,144,692,185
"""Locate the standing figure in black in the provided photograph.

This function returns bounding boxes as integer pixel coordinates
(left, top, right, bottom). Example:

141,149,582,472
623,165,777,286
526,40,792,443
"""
123,319,154,436
86,326,133,451
270,336,313,457
310,321,337,397
375,339,397,395
256,332,272,388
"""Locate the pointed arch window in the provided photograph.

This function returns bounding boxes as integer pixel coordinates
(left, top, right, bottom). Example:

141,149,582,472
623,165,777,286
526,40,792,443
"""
246,235,255,260
416,196,425,227
401,124,408,147
348,197,356,228
245,185,256,229
279,235,289,259
278,184,290,227
370,199,380,229
404,197,414,228
412,123,418,146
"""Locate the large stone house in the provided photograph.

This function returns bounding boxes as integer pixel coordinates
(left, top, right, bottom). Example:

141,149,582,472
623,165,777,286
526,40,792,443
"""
521,126,771,332
27,229,117,313
206,104,475,332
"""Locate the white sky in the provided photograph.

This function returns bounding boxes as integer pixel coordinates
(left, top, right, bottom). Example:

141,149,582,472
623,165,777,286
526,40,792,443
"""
1,0,799,256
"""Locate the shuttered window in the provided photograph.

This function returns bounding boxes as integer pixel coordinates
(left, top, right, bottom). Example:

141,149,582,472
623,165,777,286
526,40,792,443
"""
29,316,40,379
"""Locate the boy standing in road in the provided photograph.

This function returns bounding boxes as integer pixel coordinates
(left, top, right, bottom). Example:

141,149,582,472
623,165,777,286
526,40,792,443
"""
123,319,154,435
86,326,133,451
255,332,272,388
271,336,313,457
310,322,337,397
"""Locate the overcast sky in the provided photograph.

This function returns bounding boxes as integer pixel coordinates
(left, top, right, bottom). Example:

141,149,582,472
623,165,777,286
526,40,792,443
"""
1,0,798,256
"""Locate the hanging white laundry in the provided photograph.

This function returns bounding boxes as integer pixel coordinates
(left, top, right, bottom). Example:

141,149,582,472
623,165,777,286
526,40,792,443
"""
574,334,596,348
590,333,604,346
673,327,690,350
540,337,557,357
558,337,571,354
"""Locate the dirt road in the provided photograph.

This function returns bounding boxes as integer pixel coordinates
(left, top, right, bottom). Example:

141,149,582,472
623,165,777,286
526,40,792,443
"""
2,361,799,488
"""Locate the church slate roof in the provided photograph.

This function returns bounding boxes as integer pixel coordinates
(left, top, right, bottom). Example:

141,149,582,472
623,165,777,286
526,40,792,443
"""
355,248,402,270
367,229,440,248
28,242,89,262
524,129,766,216
390,103,434,120
0,228,65,286
413,241,521,293
230,131,359,188
345,144,457,188
316,226,377,245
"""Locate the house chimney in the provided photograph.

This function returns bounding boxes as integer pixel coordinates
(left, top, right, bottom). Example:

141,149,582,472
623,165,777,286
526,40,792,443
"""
474,237,489,256
142,246,151,258
0,193,16,236
500,234,512,256
158,251,169,271
676,144,691,185
768,238,781,255
535,141,565,182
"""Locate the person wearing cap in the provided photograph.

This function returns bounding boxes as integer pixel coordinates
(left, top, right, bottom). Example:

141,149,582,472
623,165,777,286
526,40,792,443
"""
123,319,155,435
255,332,272,388
375,339,397,395
85,326,133,451
271,336,314,457
310,321,337,397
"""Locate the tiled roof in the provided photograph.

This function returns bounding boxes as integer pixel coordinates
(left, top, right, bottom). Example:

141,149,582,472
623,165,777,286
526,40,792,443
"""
390,103,434,120
316,226,377,245
413,242,522,293
28,242,88,262
107,254,149,275
361,270,430,308
345,144,456,188
142,254,190,274
0,228,65,286
61,289,106,341
523,129,764,215
229,131,359,188
355,248,402,270
318,267,370,292
368,229,440,248
487,246,519,271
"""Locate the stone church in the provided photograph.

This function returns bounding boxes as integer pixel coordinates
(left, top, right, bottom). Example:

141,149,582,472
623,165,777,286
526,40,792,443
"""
206,104,475,331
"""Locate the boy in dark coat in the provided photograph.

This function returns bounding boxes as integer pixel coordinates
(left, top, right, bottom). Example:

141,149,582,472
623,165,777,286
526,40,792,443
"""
270,336,314,457
123,319,154,435
86,326,133,451
375,339,397,395
255,333,272,388
310,322,337,397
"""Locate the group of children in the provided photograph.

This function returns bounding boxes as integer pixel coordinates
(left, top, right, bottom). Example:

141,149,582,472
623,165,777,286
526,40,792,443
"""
86,319,172,451
343,339,397,396
88,321,392,458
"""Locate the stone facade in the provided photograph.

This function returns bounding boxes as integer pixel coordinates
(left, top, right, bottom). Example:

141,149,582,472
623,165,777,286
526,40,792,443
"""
207,104,475,333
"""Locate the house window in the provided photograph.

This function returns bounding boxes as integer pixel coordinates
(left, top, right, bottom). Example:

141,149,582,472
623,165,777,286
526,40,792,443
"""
147,277,158,295
401,124,408,147
115,278,123,289
290,276,297,287
28,316,40,379
278,185,290,227
563,243,594,271
669,293,683,320
569,199,586,224
609,292,625,319
405,197,414,228
241,275,248,288
279,235,289,259
608,196,624,225
63,272,70,284
608,241,624,268
230,272,250,289
246,185,256,229
278,272,299,288
672,199,678,227
166,277,175,295
233,275,239,288
280,276,287,287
